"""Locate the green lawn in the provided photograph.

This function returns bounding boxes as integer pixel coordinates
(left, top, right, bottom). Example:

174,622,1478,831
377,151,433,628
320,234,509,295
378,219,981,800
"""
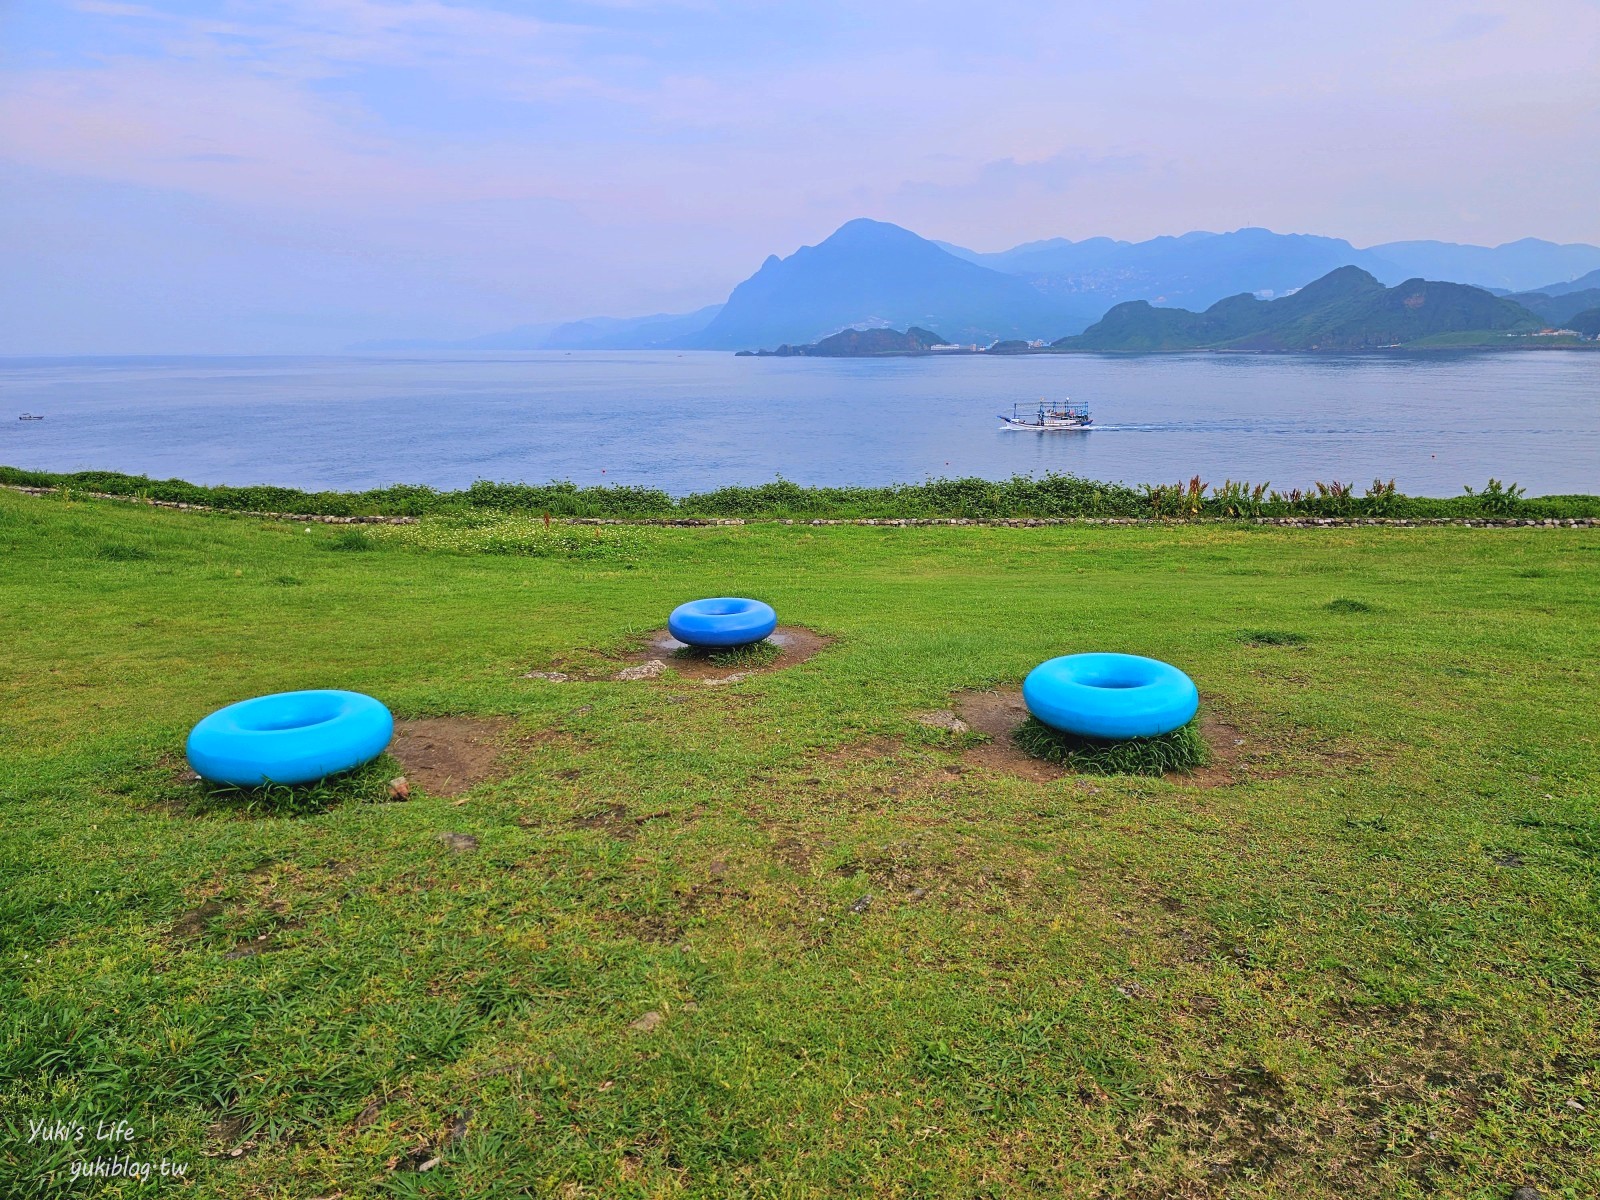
2,489,1597,1198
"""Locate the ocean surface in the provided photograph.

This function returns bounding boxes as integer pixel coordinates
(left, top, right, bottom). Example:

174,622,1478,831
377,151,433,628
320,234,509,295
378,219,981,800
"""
2,350,1597,496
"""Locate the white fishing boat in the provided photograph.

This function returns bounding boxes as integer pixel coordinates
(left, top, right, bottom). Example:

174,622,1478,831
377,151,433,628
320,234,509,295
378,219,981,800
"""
998,400,1091,431
18,413,44,421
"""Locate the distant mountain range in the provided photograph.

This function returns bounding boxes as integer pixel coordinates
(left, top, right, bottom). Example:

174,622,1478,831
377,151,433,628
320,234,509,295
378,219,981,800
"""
1510,287,1600,327
1503,267,1600,328
1528,266,1600,297
357,221,1600,353
1054,267,1549,352
936,229,1383,311
1365,242,1600,293
938,229,1600,310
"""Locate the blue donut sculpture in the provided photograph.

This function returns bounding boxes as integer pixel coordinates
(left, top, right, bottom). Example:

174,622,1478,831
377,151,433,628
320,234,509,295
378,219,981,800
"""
186,689,394,786
1022,653,1199,740
668,597,778,648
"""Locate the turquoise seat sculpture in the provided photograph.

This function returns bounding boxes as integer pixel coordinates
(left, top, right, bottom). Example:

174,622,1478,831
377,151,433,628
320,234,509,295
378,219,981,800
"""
668,597,777,648
1022,653,1198,740
186,690,393,786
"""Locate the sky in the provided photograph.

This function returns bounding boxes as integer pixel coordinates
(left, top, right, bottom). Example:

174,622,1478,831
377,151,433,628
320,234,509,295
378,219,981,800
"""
2,0,1598,352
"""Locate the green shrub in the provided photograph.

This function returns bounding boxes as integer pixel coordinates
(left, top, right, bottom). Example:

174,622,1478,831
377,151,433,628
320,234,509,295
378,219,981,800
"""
327,529,376,552
463,479,674,517
1463,478,1526,516
1363,478,1400,517
4,464,1594,522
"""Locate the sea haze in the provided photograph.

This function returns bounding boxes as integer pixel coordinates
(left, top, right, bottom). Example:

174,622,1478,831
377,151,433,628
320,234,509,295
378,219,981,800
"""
2,351,1597,497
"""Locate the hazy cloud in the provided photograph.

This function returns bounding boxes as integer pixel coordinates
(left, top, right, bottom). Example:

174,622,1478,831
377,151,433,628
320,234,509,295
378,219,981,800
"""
1438,10,1509,40
2,0,1598,350
899,151,1151,202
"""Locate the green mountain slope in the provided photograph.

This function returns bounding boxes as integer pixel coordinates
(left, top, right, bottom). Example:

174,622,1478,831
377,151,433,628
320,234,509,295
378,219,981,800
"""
1055,268,1545,351
1568,308,1600,338
738,325,949,357
1506,288,1600,326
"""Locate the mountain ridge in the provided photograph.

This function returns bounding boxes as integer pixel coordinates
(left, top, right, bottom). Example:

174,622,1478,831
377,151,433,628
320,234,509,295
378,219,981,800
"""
679,219,1099,350
1053,267,1546,352
349,222,1600,353
1507,287,1600,327
939,230,1600,309
1520,267,1600,301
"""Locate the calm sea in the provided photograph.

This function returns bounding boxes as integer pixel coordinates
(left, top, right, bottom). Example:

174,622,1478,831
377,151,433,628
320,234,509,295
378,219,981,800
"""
2,351,1597,496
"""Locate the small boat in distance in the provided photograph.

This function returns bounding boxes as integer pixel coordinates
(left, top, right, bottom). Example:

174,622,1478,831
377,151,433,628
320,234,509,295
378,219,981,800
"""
999,400,1091,431
18,413,44,421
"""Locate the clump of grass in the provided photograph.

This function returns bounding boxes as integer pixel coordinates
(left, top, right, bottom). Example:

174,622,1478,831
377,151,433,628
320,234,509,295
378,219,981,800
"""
96,543,154,561
676,639,782,669
1342,815,1394,834
327,528,376,552
271,574,303,586
1237,630,1307,646
1326,597,1374,614
188,756,397,818
1013,717,1210,776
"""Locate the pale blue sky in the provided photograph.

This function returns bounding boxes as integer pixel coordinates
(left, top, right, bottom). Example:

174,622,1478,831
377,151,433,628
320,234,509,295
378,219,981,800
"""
2,0,1597,351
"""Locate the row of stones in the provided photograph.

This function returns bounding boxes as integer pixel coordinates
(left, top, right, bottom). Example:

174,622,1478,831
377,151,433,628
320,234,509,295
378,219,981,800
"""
568,515,1600,528
5,485,418,524
9,485,1595,529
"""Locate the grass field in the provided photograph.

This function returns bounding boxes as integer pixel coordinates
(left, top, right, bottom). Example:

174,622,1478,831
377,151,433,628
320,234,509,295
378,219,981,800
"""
2,488,1598,1198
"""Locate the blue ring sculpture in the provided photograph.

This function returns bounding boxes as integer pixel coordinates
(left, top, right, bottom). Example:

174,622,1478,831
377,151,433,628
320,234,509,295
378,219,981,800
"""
186,689,394,787
668,597,778,648
1022,653,1199,740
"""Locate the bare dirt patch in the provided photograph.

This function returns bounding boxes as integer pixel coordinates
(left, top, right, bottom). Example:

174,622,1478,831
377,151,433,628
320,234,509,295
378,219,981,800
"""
950,689,1256,785
613,911,686,945
952,689,1063,781
642,625,833,680
548,625,834,683
771,834,821,873
570,802,671,841
1155,1064,1295,1179
810,736,902,768
171,900,224,941
1185,713,1252,787
205,1115,261,1161
389,716,521,797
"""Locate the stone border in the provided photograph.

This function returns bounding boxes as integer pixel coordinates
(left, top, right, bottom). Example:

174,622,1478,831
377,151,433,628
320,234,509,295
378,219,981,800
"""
6,484,1594,529
566,515,1598,529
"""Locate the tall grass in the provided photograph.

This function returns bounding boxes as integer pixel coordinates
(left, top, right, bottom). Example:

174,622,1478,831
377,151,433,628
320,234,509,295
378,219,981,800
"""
188,757,399,818
1012,717,1212,776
